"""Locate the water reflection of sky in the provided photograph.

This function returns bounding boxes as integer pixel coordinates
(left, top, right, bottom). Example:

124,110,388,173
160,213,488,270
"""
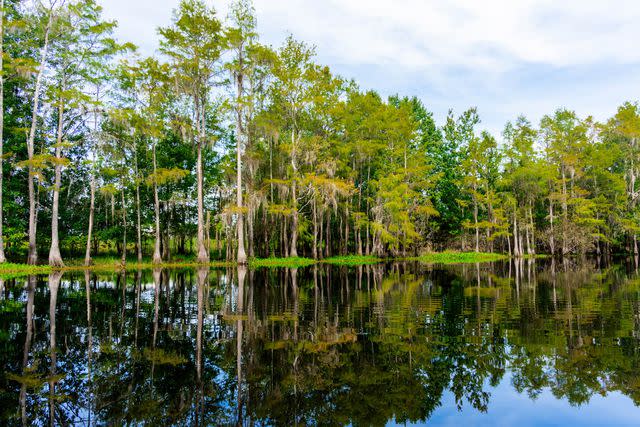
399,375,639,426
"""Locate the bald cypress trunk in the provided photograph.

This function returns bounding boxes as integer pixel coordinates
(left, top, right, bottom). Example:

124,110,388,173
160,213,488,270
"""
235,46,247,265
0,0,5,263
152,143,162,264
84,174,95,265
26,5,54,264
121,188,127,265
48,91,64,267
195,94,208,264
134,150,142,263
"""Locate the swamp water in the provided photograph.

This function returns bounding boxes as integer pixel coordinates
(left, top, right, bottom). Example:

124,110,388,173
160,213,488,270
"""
1,259,640,426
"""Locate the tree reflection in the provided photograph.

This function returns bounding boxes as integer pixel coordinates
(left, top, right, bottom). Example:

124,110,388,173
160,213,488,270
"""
1,260,640,424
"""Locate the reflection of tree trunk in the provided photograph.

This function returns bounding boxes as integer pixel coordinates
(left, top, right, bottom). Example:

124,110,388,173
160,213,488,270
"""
514,258,521,302
149,268,161,393
291,268,298,341
84,271,94,425
551,258,557,310
475,263,481,338
48,272,62,426
21,276,36,425
236,266,246,426
134,271,141,345
195,267,208,424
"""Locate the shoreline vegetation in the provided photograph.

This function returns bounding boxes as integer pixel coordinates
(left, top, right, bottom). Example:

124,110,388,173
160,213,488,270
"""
0,251,510,277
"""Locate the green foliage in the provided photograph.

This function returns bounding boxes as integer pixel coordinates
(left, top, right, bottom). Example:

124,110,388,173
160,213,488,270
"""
3,0,640,266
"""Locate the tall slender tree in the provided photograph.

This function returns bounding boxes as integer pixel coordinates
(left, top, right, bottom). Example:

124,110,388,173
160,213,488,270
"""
226,0,257,265
25,0,61,264
0,0,5,263
159,0,224,263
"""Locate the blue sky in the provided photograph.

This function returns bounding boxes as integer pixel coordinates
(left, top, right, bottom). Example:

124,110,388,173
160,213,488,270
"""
101,0,640,138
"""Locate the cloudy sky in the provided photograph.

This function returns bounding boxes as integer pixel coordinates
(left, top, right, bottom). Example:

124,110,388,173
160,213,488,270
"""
101,0,640,137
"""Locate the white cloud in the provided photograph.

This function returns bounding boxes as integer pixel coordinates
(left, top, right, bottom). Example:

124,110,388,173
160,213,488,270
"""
100,0,640,135
101,0,640,70
248,0,640,70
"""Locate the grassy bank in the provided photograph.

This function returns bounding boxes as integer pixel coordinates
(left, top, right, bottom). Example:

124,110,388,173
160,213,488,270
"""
0,251,510,278
409,251,508,264
322,255,384,265
0,257,232,279
248,257,316,268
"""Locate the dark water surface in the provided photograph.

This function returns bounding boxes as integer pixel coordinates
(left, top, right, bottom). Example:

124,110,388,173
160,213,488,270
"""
1,260,640,426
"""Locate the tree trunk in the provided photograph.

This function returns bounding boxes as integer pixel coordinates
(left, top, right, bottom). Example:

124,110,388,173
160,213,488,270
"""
529,204,535,255
248,208,254,258
487,193,494,253
473,196,479,252
525,220,531,256
549,199,555,256
26,5,54,264
290,129,299,258
290,180,299,258
325,212,331,258
84,174,95,265
135,150,142,263
235,49,247,265
196,142,209,263
344,207,350,255
0,0,5,263
206,211,211,253
561,167,568,256
121,188,127,265
167,202,173,261
319,209,324,259
48,93,64,267
312,198,318,259
152,143,162,264
513,211,521,257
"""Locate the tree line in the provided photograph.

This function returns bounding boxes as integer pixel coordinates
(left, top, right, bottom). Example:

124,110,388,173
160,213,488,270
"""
2,0,640,266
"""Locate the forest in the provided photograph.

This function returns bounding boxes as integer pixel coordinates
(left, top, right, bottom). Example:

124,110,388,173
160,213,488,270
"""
2,0,640,267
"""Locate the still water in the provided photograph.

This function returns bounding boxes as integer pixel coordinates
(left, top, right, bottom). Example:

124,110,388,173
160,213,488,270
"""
1,260,640,426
